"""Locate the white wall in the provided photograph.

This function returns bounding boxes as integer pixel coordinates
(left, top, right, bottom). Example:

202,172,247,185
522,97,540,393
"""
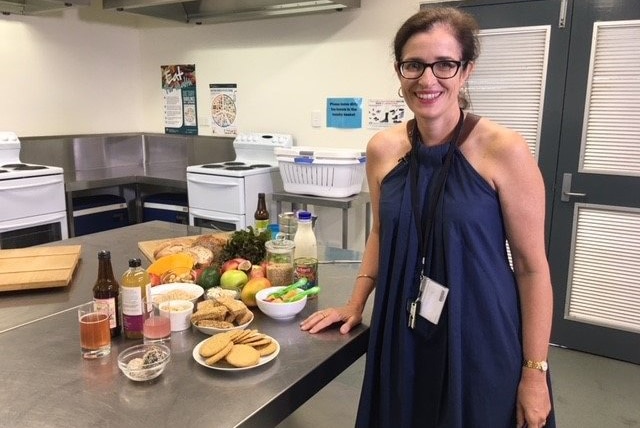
0,6,143,136
0,0,427,250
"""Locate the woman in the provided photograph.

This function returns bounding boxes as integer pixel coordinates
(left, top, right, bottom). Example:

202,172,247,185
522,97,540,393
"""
300,7,556,428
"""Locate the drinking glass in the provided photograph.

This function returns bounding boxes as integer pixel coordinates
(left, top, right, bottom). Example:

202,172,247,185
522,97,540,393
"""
78,302,111,359
143,302,171,344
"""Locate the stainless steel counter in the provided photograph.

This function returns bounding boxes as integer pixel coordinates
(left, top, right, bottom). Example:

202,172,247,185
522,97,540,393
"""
0,221,370,428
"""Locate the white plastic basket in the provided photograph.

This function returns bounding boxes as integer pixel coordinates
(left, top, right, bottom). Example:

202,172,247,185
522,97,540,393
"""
275,146,366,198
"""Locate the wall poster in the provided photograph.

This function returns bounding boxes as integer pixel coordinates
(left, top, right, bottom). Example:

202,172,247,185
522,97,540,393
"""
367,99,407,129
161,64,198,135
209,83,238,136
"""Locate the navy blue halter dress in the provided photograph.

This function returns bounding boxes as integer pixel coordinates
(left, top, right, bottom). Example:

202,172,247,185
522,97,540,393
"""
355,116,555,427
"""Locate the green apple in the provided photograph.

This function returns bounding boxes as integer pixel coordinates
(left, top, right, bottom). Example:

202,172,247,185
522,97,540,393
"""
219,269,249,291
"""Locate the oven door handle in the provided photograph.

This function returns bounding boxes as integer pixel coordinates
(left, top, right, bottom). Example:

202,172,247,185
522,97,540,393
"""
187,177,240,187
0,211,66,233
0,177,63,190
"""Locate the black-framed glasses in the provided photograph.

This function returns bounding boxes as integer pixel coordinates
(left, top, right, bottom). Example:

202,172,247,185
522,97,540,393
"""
397,60,466,79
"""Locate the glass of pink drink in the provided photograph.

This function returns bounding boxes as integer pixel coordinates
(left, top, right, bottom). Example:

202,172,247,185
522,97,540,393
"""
143,302,171,344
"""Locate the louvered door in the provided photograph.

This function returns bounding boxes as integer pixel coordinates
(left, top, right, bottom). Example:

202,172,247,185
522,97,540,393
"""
549,0,640,363
427,0,640,363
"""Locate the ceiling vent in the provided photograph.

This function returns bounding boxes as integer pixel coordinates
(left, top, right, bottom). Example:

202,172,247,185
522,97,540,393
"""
102,0,361,25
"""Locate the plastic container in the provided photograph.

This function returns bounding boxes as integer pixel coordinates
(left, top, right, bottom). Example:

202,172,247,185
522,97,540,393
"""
72,195,128,236
274,146,366,198
142,193,188,224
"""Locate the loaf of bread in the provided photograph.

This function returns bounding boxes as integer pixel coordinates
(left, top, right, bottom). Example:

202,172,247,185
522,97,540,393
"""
153,237,195,259
182,245,214,267
192,234,229,265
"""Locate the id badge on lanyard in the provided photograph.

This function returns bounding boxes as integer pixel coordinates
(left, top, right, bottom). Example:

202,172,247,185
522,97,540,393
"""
408,275,449,328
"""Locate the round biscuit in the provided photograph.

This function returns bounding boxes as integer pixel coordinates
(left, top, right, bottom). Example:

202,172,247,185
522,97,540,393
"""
205,341,234,365
254,341,278,357
246,337,271,347
199,333,232,358
225,344,260,368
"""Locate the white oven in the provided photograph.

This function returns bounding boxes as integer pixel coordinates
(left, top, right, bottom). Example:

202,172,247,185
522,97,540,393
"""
0,132,68,249
187,133,292,232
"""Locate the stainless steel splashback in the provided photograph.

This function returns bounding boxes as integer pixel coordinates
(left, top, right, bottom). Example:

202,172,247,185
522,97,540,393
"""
19,133,235,172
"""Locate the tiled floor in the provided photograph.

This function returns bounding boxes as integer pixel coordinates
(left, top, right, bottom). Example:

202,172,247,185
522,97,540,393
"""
277,345,640,428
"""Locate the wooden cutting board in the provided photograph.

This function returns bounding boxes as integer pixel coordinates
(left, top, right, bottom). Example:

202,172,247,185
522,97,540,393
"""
0,245,82,292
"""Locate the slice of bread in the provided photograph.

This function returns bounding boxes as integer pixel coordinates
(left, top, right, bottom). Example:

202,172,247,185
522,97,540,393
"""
183,245,214,268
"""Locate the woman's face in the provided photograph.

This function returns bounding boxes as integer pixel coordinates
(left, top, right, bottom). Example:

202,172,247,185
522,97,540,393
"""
396,24,473,120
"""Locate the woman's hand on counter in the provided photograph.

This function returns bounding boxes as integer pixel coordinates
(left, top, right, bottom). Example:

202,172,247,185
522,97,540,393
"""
300,302,363,334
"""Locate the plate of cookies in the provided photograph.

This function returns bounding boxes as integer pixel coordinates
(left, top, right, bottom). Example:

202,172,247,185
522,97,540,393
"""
191,296,254,334
192,329,280,371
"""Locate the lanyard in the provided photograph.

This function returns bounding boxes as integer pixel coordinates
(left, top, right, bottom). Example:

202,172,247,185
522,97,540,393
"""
409,109,465,276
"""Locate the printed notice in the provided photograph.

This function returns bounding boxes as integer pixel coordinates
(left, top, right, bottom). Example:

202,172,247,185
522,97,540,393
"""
162,64,198,135
327,98,363,129
209,83,238,136
367,99,407,129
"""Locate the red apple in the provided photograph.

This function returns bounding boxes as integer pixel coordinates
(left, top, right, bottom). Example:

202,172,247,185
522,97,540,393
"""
221,259,240,273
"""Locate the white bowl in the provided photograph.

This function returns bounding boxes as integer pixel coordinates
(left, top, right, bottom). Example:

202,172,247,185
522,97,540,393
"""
158,299,194,332
192,311,254,335
117,344,171,382
255,286,307,320
150,283,203,308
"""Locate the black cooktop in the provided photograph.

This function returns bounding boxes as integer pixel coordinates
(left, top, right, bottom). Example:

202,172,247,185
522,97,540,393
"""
200,162,273,170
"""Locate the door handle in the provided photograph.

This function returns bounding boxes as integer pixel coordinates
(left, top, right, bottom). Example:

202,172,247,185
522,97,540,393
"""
561,173,587,202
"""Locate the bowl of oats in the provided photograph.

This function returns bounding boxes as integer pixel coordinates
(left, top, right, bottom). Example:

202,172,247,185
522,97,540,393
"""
150,283,204,309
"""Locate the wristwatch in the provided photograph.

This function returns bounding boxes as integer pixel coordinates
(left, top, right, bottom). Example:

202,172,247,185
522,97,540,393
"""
523,359,548,372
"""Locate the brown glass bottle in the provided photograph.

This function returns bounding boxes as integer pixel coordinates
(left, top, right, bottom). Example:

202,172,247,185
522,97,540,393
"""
254,192,269,234
93,250,121,338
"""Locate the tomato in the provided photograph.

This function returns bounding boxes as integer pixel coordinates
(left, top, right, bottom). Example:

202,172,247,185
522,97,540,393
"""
149,273,162,286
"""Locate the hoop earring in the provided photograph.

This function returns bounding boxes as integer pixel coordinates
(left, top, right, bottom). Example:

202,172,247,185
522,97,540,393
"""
397,87,404,98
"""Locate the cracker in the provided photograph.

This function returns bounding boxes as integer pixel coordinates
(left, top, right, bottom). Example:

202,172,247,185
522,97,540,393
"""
235,310,253,325
191,305,228,322
197,299,221,311
199,333,232,358
232,329,252,343
216,296,247,316
197,320,234,329
254,341,277,357
224,312,237,323
227,329,246,341
225,344,260,368
240,333,266,344
205,341,233,365
246,337,271,347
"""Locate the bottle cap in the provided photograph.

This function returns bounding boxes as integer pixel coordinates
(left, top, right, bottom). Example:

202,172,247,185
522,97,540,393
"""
128,258,141,268
98,250,111,259
297,211,312,221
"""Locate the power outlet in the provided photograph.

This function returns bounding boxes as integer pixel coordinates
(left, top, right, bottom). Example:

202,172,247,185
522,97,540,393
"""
311,110,323,128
